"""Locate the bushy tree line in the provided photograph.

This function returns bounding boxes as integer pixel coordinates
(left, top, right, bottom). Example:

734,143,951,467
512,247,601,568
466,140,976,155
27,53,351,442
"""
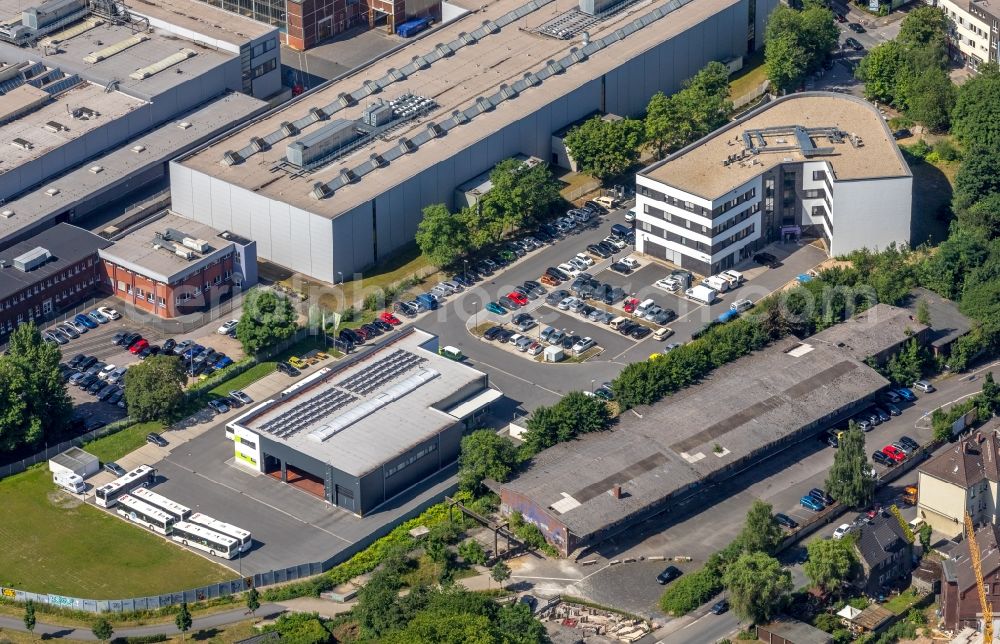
856,6,954,131
0,323,72,454
236,288,298,356
415,161,562,267
764,2,839,94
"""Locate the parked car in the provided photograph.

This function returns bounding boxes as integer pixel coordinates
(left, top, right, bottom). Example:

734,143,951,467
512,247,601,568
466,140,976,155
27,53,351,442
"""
774,513,798,529
129,339,149,355
208,399,231,414
276,361,300,376
104,462,127,477
913,380,935,393
630,326,651,340
898,436,920,452
146,432,168,447
217,319,239,335
753,252,779,268
800,496,824,512
572,337,595,354
809,488,834,506
872,407,891,423
656,565,683,585
832,523,853,540
88,310,109,325
710,599,729,615
872,450,892,466
68,319,89,334
57,323,80,339
848,22,865,32
97,306,121,320
74,313,98,330
895,387,917,401
884,402,901,416
484,326,505,341
881,445,906,463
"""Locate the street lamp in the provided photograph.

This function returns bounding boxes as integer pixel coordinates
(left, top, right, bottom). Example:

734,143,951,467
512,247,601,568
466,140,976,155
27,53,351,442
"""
591,379,595,393
474,301,479,331
463,259,469,284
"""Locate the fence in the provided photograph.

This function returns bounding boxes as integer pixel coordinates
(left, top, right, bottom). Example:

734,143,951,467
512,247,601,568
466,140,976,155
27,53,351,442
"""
0,417,133,479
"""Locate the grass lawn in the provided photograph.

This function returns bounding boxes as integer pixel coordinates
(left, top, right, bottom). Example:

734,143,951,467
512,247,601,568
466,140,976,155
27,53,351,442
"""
729,50,767,101
883,588,923,615
209,362,277,397
0,467,233,598
82,421,164,464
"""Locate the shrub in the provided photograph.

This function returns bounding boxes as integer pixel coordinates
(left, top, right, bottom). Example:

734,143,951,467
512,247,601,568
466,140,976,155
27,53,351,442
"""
934,139,961,162
658,568,722,616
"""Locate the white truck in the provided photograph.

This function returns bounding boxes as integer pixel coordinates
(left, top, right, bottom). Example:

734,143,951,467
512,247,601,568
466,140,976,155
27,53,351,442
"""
702,275,731,293
53,471,85,494
686,285,718,304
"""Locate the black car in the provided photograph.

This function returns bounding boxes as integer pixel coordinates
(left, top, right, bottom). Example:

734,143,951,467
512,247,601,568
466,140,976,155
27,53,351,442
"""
872,407,891,423
276,361,301,377
163,338,177,354
898,436,920,452
584,200,607,214
892,128,912,140
497,329,516,343
146,432,168,447
374,318,393,332
872,450,892,466
753,252,779,268
809,488,833,506
561,335,579,350
774,513,799,529
710,599,729,615
68,354,87,369
484,326,505,341
208,399,231,414
618,321,639,336
87,379,105,394
848,22,865,32
139,346,152,360
546,266,570,281
122,333,143,348
587,243,611,258
609,261,633,275
630,326,652,339
111,331,126,346
597,241,618,256
656,565,683,585
523,280,545,297
79,355,98,370
844,37,864,51
104,462,127,477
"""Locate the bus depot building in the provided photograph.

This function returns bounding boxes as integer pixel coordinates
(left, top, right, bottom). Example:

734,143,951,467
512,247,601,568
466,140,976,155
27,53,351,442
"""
226,328,501,515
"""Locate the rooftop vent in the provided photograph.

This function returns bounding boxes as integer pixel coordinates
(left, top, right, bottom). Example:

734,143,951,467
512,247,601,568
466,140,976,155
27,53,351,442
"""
181,237,209,253
11,138,33,150
43,120,67,132
177,121,192,129
89,165,103,173
0,210,14,219
45,187,60,196
131,144,145,153
172,244,194,260
13,246,51,272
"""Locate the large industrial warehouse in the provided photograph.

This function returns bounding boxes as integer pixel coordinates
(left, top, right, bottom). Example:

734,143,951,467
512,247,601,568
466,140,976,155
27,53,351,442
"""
226,328,502,515
169,0,777,283
498,306,925,556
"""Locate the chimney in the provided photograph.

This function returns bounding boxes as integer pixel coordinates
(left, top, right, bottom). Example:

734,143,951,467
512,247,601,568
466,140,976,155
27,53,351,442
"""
609,485,622,499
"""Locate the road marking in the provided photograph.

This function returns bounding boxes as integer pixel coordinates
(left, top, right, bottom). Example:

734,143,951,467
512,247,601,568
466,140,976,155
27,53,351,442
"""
470,359,563,397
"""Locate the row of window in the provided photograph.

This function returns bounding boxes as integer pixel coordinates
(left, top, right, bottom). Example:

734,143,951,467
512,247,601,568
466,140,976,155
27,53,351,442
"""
3,275,95,311
715,224,757,252
252,58,277,79
385,442,438,479
712,188,757,217
1,260,94,309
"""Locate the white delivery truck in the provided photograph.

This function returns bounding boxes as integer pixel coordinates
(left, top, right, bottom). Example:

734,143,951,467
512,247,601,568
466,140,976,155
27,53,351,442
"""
702,275,731,293
686,285,718,304
53,471,85,494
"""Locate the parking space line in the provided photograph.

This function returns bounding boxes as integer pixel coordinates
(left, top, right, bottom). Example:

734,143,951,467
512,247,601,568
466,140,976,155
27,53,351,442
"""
468,358,563,397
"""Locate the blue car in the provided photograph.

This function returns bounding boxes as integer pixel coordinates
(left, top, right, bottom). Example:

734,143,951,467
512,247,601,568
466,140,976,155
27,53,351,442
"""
214,356,233,370
800,496,824,512
74,313,98,329
182,345,204,360
895,387,917,402
485,301,507,315
88,310,109,324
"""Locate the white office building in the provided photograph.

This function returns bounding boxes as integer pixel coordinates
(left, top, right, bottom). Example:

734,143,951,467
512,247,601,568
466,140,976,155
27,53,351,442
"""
634,92,912,276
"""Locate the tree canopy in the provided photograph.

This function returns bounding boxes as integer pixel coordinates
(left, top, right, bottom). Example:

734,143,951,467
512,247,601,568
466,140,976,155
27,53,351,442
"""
645,62,732,158
722,551,792,624
236,288,298,355
520,391,611,456
458,430,520,492
415,203,471,268
952,63,1000,148
737,500,785,555
764,4,838,93
564,116,645,179
124,355,187,422
826,424,876,509
804,538,856,593
0,323,72,453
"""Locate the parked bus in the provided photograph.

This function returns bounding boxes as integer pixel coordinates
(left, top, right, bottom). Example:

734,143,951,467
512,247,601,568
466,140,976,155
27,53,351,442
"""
131,487,192,522
95,465,156,508
189,512,252,553
171,521,238,559
115,494,175,535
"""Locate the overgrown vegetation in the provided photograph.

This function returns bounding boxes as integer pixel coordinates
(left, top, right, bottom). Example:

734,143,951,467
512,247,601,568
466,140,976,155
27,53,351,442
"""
764,2,839,94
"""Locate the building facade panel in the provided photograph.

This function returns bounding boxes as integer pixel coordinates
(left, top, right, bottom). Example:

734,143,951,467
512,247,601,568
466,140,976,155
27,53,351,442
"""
828,178,912,256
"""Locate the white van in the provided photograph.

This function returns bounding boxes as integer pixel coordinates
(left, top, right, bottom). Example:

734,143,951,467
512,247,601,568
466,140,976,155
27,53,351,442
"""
609,316,629,330
702,275,731,293
53,471,85,494
722,269,745,285
686,285,718,304
730,298,754,313
635,298,656,317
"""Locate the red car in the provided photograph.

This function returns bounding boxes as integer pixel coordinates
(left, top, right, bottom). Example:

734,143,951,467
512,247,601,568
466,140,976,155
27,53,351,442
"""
623,297,639,313
129,338,149,354
881,445,905,463
507,291,529,306
379,311,401,325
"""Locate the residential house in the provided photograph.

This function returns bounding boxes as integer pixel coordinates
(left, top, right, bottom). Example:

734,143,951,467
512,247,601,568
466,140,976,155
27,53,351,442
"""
853,513,913,598
942,523,1000,630
918,430,1000,538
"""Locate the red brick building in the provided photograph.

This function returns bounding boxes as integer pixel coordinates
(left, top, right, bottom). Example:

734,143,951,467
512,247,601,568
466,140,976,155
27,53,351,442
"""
0,224,111,338
942,522,1000,632
97,214,258,319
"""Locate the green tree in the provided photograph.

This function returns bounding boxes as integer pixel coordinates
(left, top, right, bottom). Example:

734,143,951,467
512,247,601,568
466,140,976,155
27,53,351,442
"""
885,339,929,387
978,371,1000,420
899,66,954,131
23,599,35,638
856,41,906,104
897,6,949,61
804,538,856,593
175,601,192,640
236,289,298,355
645,62,733,157
644,91,680,159
490,561,512,590
485,159,562,228
458,430,520,492
495,602,549,644
764,4,837,93
722,551,792,625
737,500,784,555
521,391,611,455
123,354,186,422
246,587,260,619
564,116,645,179
826,424,876,509
264,612,332,644
957,192,1000,240
955,143,1000,212
765,32,808,93
356,566,408,639
952,63,1000,148
415,203,471,267
458,539,487,565
915,299,931,326
91,618,113,643
919,523,933,552
382,609,494,644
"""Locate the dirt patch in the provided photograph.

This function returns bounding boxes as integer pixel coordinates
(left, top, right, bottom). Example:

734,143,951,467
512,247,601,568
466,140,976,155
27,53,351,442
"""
47,490,84,509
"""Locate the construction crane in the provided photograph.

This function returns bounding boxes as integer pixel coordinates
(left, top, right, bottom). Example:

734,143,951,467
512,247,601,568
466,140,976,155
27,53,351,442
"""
966,512,993,644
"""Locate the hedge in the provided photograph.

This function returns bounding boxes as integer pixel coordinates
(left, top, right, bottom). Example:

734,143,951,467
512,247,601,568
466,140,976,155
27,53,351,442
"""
658,568,723,616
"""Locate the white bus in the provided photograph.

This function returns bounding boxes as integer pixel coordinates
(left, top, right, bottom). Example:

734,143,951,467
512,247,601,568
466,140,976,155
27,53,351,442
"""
131,487,192,522
171,521,238,559
115,494,175,535
95,465,156,508
189,513,252,553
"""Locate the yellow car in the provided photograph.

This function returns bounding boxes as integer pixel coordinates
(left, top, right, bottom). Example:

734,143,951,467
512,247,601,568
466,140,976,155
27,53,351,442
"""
288,356,308,369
